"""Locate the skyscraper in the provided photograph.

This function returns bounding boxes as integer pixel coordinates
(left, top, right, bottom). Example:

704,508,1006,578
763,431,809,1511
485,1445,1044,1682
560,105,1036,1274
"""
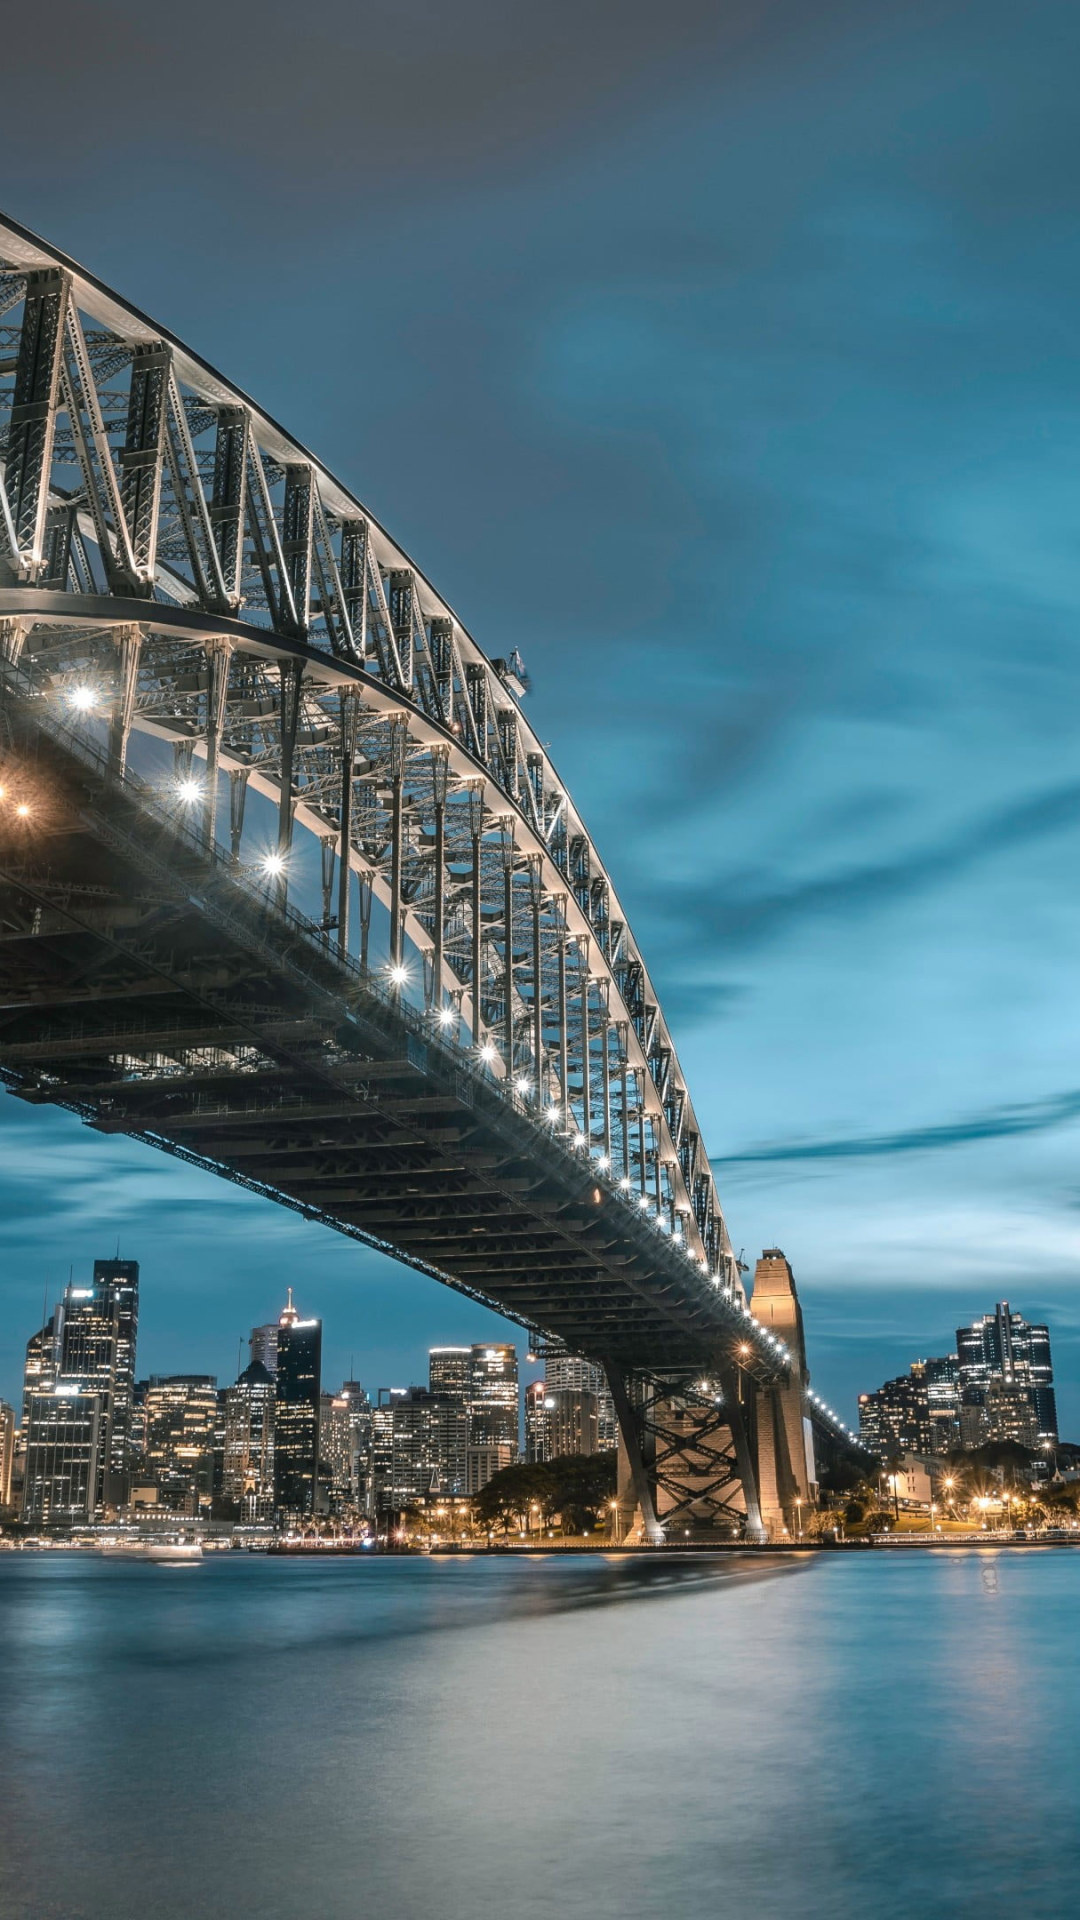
468,1344,519,1456
250,1323,279,1378
55,1260,140,1507
0,1401,15,1512
956,1303,1057,1444
388,1388,470,1507
543,1343,615,1452
21,1317,56,1448
21,1386,102,1527
524,1381,551,1464
90,1257,140,1489
429,1348,471,1399
223,1360,276,1521
143,1376,219,1515
274,1291,322,1518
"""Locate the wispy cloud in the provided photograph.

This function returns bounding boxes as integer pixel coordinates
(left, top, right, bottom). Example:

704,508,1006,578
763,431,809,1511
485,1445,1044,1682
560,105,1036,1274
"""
713,1091,1080,1167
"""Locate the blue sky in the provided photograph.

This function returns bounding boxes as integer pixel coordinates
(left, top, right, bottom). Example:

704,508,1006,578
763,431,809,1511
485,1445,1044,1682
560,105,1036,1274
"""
2,0,1078,1428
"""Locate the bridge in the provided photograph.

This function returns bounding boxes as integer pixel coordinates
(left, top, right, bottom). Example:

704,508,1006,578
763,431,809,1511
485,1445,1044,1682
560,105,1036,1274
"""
0,210,861,1541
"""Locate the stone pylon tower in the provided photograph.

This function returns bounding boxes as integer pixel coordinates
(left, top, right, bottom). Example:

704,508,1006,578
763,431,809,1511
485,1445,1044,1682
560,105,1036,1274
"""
750,1249,816,1537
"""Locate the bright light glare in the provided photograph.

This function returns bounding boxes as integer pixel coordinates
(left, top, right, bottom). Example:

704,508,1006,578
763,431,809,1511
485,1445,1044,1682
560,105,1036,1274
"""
68,685,97,712
389,964,409,986
479,1044,497,1065
596,1154,610,1170
262,852,286,877
177,779,202,804
437,1007,455,1027
514,1077,531,1096
572,1132,586,1148
637,1192,650,1210
618,1177,632,1191
14,803,30,818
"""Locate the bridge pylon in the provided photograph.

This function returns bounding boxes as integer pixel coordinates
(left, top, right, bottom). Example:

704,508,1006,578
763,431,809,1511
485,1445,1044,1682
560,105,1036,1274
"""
606,1249,817,1544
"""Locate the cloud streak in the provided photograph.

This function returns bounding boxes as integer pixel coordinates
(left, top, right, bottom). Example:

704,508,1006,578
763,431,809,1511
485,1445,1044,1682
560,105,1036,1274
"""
713,1091,1080,1166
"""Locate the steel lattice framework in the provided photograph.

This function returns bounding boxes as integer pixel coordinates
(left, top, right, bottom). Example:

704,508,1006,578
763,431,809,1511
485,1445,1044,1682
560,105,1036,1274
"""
0,211,867,1528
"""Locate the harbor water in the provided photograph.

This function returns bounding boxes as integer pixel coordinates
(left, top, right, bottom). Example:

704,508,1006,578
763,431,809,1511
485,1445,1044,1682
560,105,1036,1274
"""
0,1547,1077,1919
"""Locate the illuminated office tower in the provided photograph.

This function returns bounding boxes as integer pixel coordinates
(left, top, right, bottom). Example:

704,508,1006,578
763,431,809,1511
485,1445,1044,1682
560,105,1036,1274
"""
320,1382,373,1513
143,1376,218,1515
21,1317,56,1450
429,1348,471,1399
0,1401,15,1511
21,1386,102,1527
524,1381,551,1464
274,1291,322,1518
89,1258,140,1488
51,1261,140,1507
468,1344,519,1456
956,1302,1057,1444
544,1342,615,1452
545,1389,600,1459
224,1360,275,1521
388,1388,469,1507
371,1391,404,1514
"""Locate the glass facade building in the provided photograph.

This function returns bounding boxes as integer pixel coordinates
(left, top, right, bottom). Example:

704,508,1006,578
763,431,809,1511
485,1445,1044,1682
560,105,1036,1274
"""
274,1292,322,1518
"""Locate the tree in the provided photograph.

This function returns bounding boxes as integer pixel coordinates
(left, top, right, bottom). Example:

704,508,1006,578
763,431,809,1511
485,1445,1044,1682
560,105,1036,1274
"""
470,1451,617,1538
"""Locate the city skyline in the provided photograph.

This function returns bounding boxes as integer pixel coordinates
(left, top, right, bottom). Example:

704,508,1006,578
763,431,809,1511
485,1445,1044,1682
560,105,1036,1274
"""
3,1242,1072,1444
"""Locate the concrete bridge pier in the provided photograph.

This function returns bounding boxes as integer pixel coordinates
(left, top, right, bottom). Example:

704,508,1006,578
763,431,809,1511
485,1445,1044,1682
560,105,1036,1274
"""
747,1250,816,1539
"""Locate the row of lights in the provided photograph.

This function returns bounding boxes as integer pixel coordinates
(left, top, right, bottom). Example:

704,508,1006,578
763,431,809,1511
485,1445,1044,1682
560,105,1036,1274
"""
806,1390,859,1442
415,993,795,1369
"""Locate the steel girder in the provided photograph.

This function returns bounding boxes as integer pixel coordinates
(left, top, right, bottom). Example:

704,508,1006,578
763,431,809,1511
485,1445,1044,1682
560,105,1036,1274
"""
0,207,805,1397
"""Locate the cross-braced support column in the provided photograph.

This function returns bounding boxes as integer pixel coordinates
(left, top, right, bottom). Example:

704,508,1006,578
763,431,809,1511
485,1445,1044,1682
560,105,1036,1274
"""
604,1364,665,1548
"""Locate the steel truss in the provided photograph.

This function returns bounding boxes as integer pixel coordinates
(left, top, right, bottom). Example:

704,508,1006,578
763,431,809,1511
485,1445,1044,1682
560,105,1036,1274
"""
0,209,746,1293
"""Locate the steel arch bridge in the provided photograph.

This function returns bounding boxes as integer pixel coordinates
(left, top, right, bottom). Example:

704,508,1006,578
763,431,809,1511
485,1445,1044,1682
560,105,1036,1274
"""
0,211,858,1540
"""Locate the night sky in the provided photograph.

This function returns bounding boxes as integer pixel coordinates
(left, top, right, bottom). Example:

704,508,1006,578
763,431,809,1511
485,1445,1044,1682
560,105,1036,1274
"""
2,0,1079,1431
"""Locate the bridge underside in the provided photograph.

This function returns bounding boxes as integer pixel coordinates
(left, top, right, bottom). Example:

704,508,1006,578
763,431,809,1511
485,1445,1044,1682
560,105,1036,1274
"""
0,693,778,1390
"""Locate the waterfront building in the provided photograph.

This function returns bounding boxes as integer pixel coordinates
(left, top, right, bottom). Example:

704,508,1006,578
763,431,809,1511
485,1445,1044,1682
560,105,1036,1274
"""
0,1400,15,1510
468,1343,519,1456
387,1388,470,1507
544,1343,616,1450
524,1381,551,1463
223,1360,276,1520
142,1376,218,1515
956,1302,1057,1443
21,1386,102,1527
274,1291,322,1518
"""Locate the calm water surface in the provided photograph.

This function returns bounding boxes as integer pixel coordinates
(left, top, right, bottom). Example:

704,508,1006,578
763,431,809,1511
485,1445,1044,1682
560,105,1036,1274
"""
0,1548,1077,1920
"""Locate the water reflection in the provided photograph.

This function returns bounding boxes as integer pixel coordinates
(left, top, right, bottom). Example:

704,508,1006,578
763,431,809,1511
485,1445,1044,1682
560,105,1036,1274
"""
0,1551,1077,1920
